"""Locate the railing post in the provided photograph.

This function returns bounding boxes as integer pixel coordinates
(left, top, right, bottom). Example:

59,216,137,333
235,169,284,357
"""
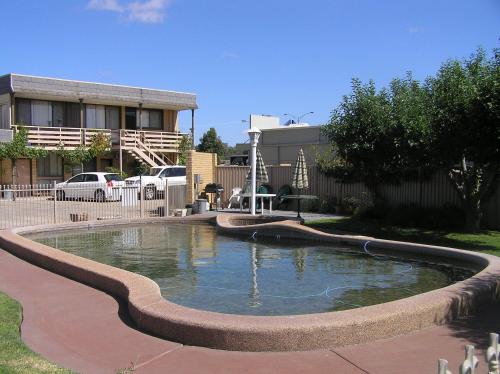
164,179,169,217
139,180,144,218
53,181,57,224
487,333,500,374
460,345,478,374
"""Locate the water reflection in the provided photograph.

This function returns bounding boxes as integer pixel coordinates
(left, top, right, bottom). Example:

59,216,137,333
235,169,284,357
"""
29,224,473,316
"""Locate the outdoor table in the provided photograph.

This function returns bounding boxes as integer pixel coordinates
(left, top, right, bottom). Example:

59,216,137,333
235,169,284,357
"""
239,193,277,214
282,194,318,219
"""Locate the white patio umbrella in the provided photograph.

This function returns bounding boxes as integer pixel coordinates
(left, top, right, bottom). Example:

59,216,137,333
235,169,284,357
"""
246,149,269,184
291,148,309,219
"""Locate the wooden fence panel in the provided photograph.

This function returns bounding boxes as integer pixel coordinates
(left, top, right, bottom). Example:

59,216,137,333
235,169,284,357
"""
216,165,500,229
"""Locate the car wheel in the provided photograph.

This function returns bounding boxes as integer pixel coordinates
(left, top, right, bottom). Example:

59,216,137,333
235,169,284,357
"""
56,190,65,201
95,189,106,202
144,186,156,200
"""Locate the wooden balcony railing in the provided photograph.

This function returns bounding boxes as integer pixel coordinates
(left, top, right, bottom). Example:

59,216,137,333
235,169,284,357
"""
11,125,187,153
120,129,185,153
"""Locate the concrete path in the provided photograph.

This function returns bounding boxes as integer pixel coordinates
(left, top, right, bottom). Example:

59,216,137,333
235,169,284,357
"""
0,248,498,374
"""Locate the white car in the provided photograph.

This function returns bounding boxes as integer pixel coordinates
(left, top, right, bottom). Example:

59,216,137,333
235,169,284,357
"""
55,172,125,202
125,166,187,200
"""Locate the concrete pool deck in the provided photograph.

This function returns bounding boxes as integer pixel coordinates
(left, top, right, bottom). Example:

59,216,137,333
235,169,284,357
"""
0,213,499,372
1,247,499,373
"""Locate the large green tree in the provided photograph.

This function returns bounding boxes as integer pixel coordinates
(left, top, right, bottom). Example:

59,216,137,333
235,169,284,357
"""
321,79,401,201
196,127,227,162
426,48,500,231
320,48,499,232
0,126,48,186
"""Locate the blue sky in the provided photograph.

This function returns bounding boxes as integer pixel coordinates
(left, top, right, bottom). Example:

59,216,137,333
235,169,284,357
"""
0,0,498,145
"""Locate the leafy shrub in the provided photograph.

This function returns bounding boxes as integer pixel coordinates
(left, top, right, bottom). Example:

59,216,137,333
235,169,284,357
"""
340,192,372,216
318,196,338,213
104,166,128,179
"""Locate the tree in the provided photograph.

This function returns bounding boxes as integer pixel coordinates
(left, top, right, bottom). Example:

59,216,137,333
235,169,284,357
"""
426,48,500,231
0,126,48,186
196,127,227,162
320,48,499,231
320,79,398,202
177,134,192,166
56,132,111,174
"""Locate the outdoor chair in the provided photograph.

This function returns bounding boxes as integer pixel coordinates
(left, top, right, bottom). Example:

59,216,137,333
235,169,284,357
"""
256,184,273,210
227,187,243,209
273,184,293,210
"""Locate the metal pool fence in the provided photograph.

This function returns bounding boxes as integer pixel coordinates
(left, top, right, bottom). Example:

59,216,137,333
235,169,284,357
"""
0,182,187,230
438,332,499,374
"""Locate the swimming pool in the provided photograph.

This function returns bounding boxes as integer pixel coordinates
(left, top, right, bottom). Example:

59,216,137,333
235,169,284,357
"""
29,223,474,316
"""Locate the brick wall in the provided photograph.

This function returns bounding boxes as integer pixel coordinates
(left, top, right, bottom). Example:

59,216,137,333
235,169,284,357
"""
186,150,217,204
0,158,36,185
0,159,13,184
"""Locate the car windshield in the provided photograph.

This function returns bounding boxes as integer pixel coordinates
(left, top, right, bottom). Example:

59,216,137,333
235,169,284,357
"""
104,174,123,182
148,168,163,176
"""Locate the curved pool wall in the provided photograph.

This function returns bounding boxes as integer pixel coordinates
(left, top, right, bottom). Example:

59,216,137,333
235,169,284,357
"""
0,214,498,352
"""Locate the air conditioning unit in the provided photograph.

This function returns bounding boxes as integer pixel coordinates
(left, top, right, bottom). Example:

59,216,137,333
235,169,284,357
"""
0,129,13,143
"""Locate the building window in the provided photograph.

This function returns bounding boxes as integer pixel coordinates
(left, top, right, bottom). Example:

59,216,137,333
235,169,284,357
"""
0,104,9,129
16,99,81,128
105,107,120,129
141,109,162,130
37,153,63,177
52,102,65,127
32,100,52,126
125,107,136,130
16,98,32,125
85,105,105,129
64,103,80,128
148,110,162,129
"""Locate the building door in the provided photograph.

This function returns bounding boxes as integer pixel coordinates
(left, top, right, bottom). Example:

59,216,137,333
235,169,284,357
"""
16,159,32,186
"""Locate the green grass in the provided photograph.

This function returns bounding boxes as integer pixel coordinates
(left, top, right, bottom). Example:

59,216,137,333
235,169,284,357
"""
0,291,72,374
306,217,500,257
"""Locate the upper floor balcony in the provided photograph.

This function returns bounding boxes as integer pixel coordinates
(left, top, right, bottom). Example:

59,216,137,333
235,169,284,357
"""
11,125,188,154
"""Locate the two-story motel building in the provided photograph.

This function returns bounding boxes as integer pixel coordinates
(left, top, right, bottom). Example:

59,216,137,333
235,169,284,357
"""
0,73,197,185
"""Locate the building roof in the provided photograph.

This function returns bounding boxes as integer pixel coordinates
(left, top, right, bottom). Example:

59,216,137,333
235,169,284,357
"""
0,73,197,110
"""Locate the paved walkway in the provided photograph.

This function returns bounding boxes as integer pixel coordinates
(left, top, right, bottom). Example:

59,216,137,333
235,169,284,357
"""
0,247,498,374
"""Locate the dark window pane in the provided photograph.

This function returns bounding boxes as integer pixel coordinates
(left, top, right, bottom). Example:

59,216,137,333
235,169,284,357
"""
104,174,123,182
175,167,186,176
160,168,171,177
37,154,63,177
32,100,51,126
68,174,85,183
52,102,64,127
65,103,80,127
83,158,97,172
16,98,31,125
149,110,162,129
84,174,98,182
105,106,120,129
125,107,136,130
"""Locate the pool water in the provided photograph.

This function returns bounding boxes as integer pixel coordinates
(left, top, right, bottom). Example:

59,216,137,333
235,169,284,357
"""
29,224,474,316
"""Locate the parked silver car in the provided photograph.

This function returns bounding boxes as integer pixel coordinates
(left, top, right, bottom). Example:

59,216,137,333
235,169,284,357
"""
55,172,125,202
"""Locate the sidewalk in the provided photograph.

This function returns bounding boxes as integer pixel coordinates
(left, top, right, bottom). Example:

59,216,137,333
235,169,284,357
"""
0,247,498,374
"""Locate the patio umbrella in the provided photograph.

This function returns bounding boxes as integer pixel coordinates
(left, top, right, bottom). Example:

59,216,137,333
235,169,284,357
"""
246,149,269,184
291,148,309,219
